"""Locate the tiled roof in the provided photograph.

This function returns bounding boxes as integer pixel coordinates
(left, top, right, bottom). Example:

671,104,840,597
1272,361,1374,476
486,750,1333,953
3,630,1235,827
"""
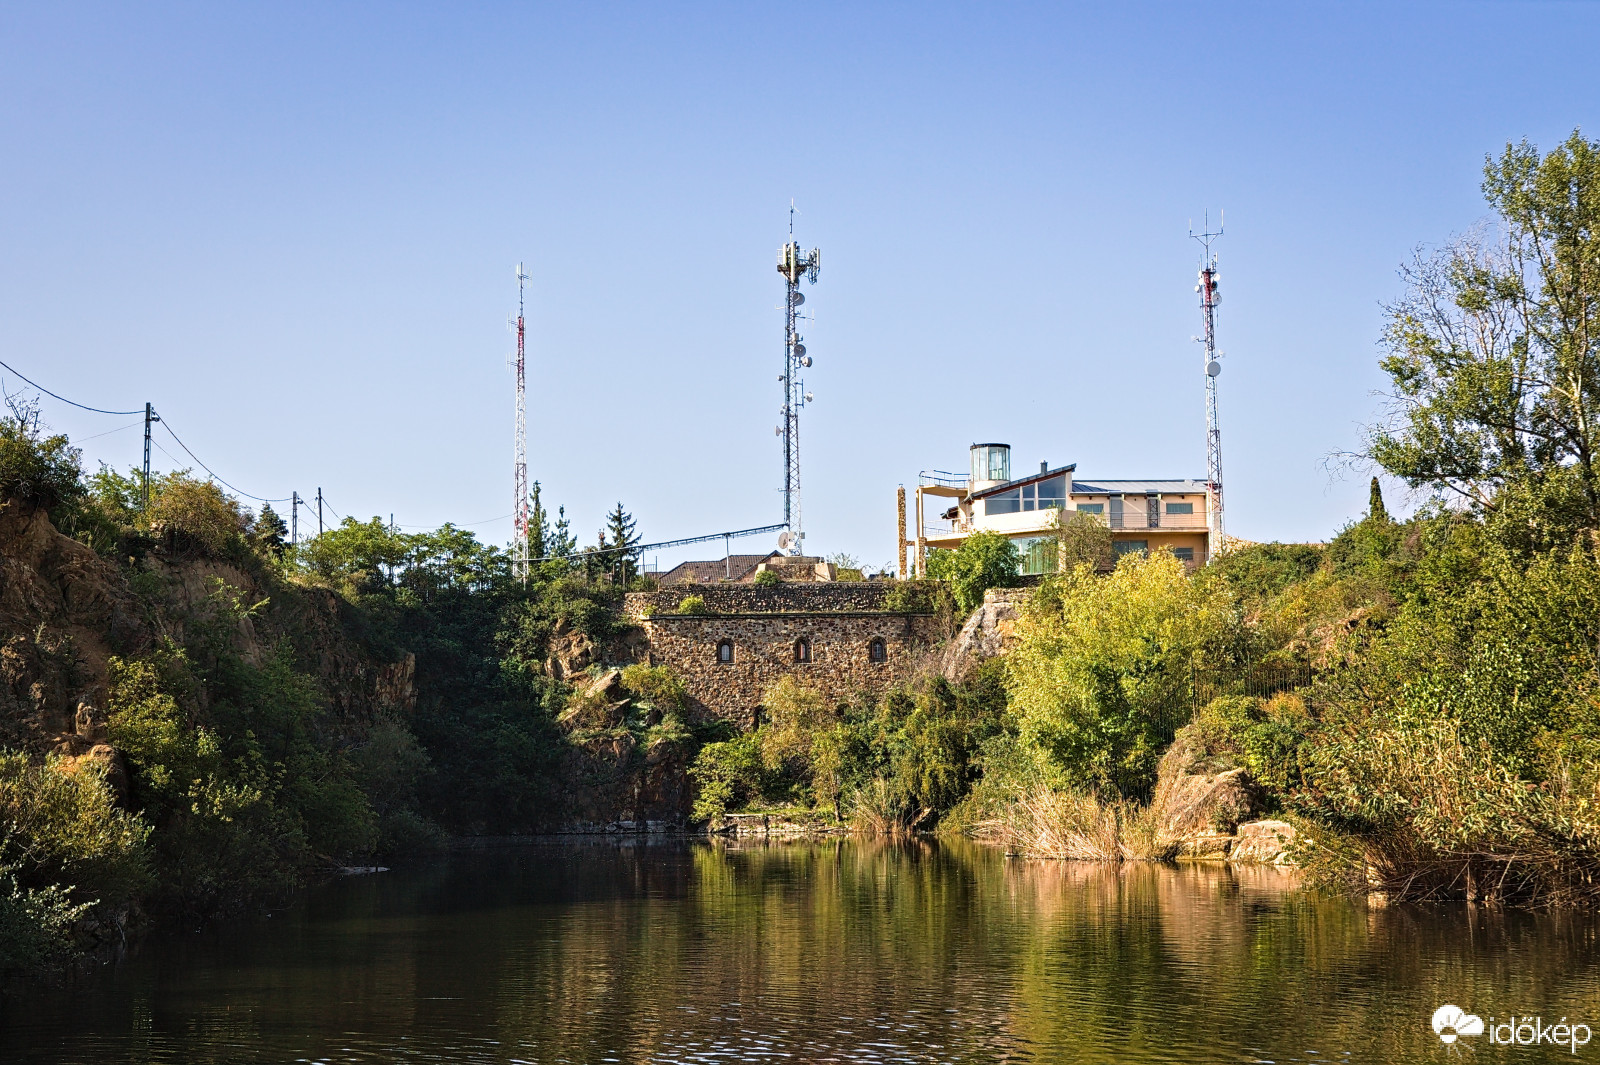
653,553,780,585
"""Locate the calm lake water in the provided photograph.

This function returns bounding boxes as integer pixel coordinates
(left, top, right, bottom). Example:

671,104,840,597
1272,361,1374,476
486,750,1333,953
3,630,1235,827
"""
4,839,1599,1064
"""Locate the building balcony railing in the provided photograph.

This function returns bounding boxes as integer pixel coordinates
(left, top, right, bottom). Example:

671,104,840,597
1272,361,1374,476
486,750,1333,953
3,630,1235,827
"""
918,470,970,489
1092,510,1210,532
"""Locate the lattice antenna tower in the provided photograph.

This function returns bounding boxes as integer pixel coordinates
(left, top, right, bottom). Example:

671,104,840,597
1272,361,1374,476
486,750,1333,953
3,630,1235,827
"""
775,204,820,553
1190,211,1225,548
512,262,531,582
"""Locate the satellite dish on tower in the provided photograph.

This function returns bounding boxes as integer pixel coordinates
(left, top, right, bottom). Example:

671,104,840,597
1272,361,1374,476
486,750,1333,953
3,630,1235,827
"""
791,291,805,307
1206,360,1222,377
777,530,795,553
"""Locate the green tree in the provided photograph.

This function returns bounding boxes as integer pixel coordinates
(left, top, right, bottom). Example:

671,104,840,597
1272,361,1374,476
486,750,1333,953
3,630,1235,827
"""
1006,550,1234,797
926,530,1022,615
529,481,550,559
1368,477,1389,522
1370,130,1600,530
252,503,288,557
604,501,641,583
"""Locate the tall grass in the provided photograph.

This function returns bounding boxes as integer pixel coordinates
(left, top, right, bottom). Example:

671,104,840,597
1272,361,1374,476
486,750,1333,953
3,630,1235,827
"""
973,786,1178,861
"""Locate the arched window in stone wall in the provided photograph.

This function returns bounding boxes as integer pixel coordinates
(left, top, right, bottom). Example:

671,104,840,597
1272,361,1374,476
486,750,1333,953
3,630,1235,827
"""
717,640,734,664
869,637,886,663
794,638,811,663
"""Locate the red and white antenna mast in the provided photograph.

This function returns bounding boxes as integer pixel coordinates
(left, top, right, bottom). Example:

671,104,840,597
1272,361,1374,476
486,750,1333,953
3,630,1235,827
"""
513,262,530,581
1191,212,1225,553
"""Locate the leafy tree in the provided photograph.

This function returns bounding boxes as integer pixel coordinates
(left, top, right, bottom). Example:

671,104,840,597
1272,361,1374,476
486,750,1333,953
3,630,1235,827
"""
1006,550,1234,797
0,401,84,515
1055,509,1114,572
1370,130,1600,530
926,530,1022,615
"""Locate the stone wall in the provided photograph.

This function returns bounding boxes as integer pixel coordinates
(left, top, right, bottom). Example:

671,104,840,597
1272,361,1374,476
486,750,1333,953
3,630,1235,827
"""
625,583,898,618
625,585,946,728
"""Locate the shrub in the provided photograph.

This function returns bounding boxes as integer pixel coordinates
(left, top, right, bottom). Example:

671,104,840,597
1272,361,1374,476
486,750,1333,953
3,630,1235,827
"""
1006,550,1235,797
148,474,246,555
0,751,152,912
621,664,688,716
0,410,84,515
926,531,1021,615
759,676,832,772
689,734,767,823
753,569,782,587
675,594,708,615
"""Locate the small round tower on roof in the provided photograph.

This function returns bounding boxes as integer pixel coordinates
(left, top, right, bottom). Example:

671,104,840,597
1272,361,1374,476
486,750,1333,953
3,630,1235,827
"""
970,443,1011,490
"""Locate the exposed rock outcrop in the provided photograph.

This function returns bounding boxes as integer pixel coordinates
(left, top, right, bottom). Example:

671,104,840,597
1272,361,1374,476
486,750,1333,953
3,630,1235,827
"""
1230,819,1297,864
941,588,1028,682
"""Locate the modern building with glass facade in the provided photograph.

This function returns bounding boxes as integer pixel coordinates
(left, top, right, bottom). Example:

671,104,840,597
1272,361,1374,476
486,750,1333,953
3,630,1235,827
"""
903,442,1214,576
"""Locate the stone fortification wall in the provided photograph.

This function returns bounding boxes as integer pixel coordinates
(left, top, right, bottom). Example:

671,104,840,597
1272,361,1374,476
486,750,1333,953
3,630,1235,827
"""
623,585,944,728
624,582,895,618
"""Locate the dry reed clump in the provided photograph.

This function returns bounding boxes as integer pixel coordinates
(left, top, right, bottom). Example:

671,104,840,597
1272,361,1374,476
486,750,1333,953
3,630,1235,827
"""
973,785,1178,861
848,779,931,838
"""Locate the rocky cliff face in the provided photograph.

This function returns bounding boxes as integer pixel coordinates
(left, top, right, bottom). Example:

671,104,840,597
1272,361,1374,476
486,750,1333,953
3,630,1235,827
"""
0,502,413,770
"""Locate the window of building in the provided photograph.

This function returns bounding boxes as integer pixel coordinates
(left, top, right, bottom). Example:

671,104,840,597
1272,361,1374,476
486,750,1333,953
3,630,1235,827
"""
717,640,733,663
985,475,1066,516
794,638,811,663
1171,547,1195,563
869,638,886,663
1016,536,1058,576
1076,503,1104,514
1113,539,1148,558
1165,502,1194,515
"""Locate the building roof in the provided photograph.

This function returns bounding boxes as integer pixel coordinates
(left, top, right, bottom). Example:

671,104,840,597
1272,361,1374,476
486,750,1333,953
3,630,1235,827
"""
653,552,780,585
1070,479,1209,495
968,463,1078,501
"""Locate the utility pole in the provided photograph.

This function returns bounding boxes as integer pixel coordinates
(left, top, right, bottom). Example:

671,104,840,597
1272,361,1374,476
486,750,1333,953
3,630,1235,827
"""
776,205,820,553
291,492,300,544
1191,212,1226,553
142,403,159,513
316,487,324,538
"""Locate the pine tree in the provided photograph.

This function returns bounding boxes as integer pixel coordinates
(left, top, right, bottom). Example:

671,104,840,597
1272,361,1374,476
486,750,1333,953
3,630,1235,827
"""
252,502,288,557
605,502,641,584
552,505,576,557
529,481,550,559
1368,477,1389,523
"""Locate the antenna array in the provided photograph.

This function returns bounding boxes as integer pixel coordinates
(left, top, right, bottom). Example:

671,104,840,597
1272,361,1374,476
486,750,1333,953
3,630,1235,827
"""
776,206,820,552
512,262,531,581
1190,212,1225,549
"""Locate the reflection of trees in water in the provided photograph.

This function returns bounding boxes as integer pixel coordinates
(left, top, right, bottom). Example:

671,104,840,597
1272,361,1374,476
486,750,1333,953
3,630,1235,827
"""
13,843,1600,1064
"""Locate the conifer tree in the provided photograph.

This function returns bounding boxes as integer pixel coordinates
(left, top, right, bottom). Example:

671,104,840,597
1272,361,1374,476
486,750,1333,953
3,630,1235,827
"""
252,502,288,556
529,481,550,559
605,502,641,584
1368,477,1389,523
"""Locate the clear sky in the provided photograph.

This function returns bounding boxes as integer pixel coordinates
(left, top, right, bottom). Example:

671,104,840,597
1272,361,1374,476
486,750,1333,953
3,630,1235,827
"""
3,2,1598,570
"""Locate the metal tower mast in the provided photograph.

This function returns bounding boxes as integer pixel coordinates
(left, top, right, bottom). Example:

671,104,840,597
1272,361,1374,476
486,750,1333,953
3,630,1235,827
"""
1191,213,1225,549
776,207,820,552
513,262,531,581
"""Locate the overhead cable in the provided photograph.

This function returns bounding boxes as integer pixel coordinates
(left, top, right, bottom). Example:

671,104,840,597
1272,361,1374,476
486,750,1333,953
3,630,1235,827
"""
0,358,144,416
159,421,292,503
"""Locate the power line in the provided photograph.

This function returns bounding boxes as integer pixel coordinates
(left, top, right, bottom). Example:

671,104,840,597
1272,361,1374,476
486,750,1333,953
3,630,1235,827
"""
159,420,292,503
76,420,142,443
0,357,144,416
529,522,787,564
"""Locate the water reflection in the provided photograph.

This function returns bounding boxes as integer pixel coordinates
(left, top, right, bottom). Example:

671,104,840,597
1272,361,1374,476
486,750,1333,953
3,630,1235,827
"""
4,839,1598,1063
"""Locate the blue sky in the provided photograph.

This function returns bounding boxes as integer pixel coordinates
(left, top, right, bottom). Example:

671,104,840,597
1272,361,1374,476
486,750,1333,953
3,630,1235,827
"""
3,2,1597,569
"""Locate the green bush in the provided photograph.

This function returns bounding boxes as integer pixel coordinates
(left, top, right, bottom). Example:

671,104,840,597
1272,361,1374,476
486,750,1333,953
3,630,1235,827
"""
0,412,84,515
753,569,782,587
926,531,1021,615
688,734,767,822
675,594,708,615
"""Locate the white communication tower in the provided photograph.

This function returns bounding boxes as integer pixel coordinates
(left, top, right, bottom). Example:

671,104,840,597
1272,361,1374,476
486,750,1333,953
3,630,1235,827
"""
776,206,820,553
1191,213,1225,549
512,262,531,581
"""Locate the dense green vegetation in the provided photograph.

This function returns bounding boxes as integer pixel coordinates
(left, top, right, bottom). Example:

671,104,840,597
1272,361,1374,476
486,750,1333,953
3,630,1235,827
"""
7,129,1600,980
